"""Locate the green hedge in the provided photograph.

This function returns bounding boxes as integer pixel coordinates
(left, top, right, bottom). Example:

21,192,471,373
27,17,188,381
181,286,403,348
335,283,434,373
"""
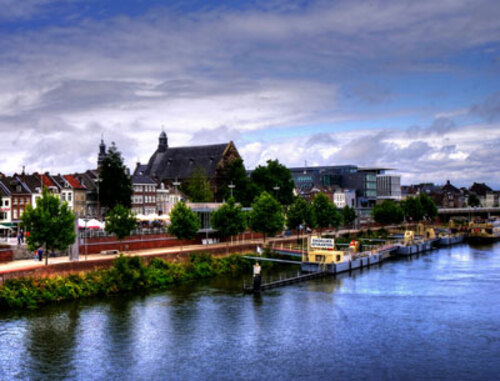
0,253,254,310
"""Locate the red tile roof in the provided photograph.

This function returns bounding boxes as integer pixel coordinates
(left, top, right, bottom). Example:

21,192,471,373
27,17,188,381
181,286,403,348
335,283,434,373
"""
64,175,86,190
41,174,56,188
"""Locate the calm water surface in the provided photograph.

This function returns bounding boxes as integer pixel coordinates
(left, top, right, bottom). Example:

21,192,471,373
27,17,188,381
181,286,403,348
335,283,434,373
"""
1,243,499,380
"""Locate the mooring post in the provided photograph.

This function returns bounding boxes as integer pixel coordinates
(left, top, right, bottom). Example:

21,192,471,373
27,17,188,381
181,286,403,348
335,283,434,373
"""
253,262,262,293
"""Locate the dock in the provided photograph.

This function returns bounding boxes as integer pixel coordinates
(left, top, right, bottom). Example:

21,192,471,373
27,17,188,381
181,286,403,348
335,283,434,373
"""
243,270,328,294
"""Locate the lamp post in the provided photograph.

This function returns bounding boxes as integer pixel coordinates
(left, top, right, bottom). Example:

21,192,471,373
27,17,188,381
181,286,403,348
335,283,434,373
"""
273,184,280,199
173,178,181,201
96,175,101,220
228,182,235,198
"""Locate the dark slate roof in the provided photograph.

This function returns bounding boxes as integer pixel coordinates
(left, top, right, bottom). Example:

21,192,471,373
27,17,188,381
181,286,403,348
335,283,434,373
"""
133,164,148,176
0,180,11,197
132,174,157,185
145,143,229,180
442,180,460,194
5,176,31,194
469,182,492,196
74,172,97,192
20,174,43,193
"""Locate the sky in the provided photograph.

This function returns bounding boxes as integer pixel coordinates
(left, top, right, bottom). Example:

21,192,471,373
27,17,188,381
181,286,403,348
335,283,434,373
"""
0,0,499,188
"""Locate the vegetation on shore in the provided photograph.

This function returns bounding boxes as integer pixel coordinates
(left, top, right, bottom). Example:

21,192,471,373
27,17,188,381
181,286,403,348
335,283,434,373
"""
0,253,254,310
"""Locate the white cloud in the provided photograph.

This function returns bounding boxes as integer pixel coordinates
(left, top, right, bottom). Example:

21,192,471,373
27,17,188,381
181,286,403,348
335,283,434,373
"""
0,0,498,189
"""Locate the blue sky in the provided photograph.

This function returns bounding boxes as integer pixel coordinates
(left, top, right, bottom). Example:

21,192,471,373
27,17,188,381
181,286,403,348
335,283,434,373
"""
0,0,499,187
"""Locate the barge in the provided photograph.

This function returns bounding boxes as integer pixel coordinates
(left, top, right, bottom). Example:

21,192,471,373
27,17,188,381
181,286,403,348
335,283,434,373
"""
300,237,385,274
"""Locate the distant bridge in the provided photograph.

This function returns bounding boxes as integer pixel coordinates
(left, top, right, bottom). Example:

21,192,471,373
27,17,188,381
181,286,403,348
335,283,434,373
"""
437,207,500,220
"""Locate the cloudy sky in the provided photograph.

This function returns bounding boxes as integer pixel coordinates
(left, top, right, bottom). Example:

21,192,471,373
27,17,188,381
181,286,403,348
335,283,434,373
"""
1,0,499,187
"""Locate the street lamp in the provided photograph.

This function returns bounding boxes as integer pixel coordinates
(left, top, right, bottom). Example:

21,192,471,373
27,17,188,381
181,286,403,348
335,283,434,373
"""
173,178,181,201
228,182,235,198
273,184,280,199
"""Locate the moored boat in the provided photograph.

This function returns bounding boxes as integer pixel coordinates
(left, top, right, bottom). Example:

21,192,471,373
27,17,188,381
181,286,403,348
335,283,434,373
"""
467,220,500,243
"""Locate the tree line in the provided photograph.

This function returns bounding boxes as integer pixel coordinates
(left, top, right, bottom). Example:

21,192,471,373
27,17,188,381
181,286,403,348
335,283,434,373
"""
168,191,357,244
371,193,438,225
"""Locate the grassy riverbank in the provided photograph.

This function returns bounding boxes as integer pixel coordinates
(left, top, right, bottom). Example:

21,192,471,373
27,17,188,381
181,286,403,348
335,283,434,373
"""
0,253,258,310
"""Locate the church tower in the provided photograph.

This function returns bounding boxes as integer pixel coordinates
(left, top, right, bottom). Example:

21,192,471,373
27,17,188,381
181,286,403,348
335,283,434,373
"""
97,138,107,167
158,131,168,152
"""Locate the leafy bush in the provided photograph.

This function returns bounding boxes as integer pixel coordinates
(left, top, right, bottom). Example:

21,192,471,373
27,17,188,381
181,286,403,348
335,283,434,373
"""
0,253,253,310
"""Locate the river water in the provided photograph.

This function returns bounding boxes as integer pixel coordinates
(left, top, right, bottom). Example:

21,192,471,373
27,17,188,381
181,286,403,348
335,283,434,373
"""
1,243,499,380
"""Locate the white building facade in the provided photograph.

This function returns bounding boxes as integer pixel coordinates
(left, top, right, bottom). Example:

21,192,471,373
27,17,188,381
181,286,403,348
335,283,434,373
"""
376,175,402,201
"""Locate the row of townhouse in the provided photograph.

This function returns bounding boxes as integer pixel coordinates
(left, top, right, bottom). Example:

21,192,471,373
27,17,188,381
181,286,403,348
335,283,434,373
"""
402,180,499,208
0,171,95,226
0,167,183,227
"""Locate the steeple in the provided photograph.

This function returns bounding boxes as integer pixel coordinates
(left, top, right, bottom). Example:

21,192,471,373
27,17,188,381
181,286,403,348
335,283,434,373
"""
158,130,168,152
98,136,107,167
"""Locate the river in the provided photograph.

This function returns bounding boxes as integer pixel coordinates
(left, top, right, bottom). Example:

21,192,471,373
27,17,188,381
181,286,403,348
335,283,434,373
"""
1,243,499,380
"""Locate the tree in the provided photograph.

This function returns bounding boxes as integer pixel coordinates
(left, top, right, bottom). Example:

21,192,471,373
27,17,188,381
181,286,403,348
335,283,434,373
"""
182,166,213,202
99,142,133,211
105,205,138,241
250,159,295,205
168,201,200,248
21,188,76,265
215,158,257,206
286,197,316,231
249,192,285,242
401,196,424,222
341,205,356,228
211,198,246,247
312,193,340,232
372,200,404,225
468,193,480,207
417,193,438,220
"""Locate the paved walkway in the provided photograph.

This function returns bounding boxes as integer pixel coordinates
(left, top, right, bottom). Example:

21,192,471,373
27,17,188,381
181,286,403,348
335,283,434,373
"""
0,236,299,275
0,227,377,276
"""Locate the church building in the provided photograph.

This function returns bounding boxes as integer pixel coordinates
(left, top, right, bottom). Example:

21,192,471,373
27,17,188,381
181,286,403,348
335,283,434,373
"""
135,132,241,200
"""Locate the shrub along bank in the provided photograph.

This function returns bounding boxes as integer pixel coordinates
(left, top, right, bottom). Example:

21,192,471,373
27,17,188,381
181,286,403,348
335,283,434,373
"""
0,253,257,310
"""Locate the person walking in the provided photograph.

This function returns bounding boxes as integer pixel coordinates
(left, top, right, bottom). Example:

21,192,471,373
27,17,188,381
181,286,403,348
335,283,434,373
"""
37,247,43,262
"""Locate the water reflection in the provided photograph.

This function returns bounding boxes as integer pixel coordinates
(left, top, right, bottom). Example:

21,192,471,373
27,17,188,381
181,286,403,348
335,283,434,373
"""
0,243,498,380
24,304,80,380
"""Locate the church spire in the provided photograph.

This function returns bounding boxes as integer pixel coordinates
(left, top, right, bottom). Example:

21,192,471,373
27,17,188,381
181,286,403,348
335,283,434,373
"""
98,135,107,167
158,130,168,152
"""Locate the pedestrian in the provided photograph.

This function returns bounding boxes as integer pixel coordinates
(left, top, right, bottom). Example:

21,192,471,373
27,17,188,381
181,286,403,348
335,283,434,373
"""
17,232,21,246
33,250,38,261
37,247,43,262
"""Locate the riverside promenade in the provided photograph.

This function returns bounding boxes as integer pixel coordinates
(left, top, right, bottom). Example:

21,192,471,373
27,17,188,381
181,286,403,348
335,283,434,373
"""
0,226,391,281
0,236,301,281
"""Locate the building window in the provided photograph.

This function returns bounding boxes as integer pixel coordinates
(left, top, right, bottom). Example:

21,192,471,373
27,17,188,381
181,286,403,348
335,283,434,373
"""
68,193,72,202
13,209,18,219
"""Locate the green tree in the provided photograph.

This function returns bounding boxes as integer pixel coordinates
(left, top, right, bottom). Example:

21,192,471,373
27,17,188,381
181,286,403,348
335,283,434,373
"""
341,205,357,228
286,197,316,231
211,198,247,248
417,193,438,220
182,167,214,202
105,205,138,240
401,196,424,222
312,193,340,232
99,142,133,211
215,158,257,206
21,188,76,265
372,200,404,225
250,159,295,205
468,193,480,207
249,192,285,242
168,201,201,248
